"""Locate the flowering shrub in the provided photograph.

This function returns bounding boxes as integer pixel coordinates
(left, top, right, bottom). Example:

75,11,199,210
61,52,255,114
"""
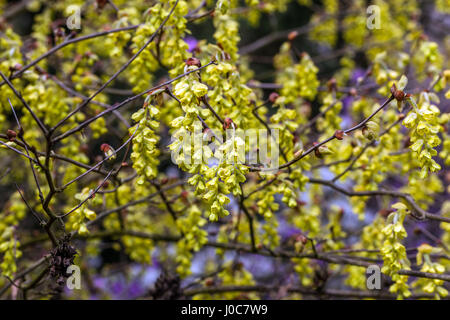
0,0,449,300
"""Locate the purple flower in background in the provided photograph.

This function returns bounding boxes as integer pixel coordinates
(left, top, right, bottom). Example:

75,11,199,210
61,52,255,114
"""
350,68,366,85
342,95,354,110
278,219,302,242
128,281,145,298
111,279,125,297
184,36,198,53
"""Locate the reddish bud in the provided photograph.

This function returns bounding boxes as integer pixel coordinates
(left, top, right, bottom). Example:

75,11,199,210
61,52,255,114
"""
121,162,129,167
391,83,405,102
296,234,308,245
394,90,405,101
100,143,111,153
204,278,214,286
6,129,17,141
185,57,201,67
327,78,337,92
223,117,234,130
313,142,322,158
349,88,357,96
334,130,344,140
288,31,298,41
269,92,279,103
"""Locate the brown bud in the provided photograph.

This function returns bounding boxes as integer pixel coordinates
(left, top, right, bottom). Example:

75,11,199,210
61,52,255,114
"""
394,90,405,101
296,234,308,245
313,142,322,158
288,31,298,41
398,113,405,120
327,78,337,92
121,162,129,167
379,208,395,218
268,92,279,103
185,57,201,67
223,117,234,130
181,190,189,199
100,143,111,153
349,88,357,97
204,278,214,287
334,130,344,140
160,177,169,185
100,180,109,188
6,129,17,141
390,83,405,102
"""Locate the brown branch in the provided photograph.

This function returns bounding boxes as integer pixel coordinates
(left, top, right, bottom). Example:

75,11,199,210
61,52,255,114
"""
183,284,439,299
308,178,450,224
248,95,395,171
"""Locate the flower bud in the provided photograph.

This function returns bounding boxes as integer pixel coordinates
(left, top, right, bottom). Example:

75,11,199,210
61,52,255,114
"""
391,83,405,102
288,31,298,41
327,78,337,92
6,129,16,141
100,143,116,160
269,92,279,103
223,117,235,130
334,130,345,140
185,57,201,67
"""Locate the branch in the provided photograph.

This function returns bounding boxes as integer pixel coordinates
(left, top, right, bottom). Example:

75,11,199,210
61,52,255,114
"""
308,178,450,223
248,95,395,171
